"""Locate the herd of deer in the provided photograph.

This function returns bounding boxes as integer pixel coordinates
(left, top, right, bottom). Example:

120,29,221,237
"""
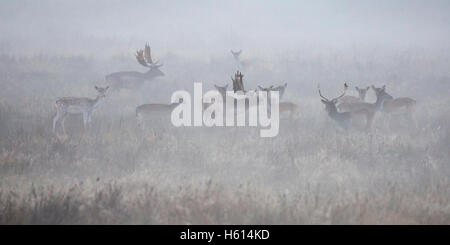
319,83,417,130
52,44,417,136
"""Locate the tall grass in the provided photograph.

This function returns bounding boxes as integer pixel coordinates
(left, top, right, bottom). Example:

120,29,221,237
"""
0,51,449,224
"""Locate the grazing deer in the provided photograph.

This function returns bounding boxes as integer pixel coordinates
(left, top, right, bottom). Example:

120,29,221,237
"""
373,85,417,128
136,99,183,129
105,43,164,90
53,86,109,135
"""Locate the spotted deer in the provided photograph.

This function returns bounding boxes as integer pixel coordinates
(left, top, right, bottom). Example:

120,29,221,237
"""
53,86,109,135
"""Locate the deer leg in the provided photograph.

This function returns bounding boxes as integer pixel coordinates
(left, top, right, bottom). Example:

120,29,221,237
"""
365,113,375,132
61,116,67,135
136,113,143,129
52,112,60,134
82,112,88,130
87,113,93,130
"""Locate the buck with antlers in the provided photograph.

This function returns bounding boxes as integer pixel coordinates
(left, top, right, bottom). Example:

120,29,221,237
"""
53,86,109,135
319,83,392,130
320,84,393,130
105,43,164,90
337,86,370,112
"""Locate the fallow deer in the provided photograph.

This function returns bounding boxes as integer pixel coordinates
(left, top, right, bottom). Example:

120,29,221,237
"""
136,99,184,129
105,43,164,90
53,86,109,135
231,50,242,61
324,84,393,130
258,84,295,117
319,83,391,130
337,86,370,111
373,85,417,128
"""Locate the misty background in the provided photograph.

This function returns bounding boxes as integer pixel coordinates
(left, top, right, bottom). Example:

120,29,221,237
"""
1,0,450,224
1,0,449,56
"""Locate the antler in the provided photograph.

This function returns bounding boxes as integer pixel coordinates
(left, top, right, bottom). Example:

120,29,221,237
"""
144,43,153,64
331,83,348,101
318,84,329,101
135,43,162,68
232,71,245,92
136,50,150,67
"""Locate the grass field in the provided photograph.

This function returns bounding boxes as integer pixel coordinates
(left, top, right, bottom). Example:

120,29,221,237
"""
0,52,449,224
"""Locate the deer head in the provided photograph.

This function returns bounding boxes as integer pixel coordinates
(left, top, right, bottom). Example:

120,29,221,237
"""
371,85,393,100
319,83,348,114
231,50,242,60
214,84,229,97
94,86,109,98
355,86,370,101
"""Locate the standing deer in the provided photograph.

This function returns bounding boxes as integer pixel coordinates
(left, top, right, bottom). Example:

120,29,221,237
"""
105,43,164,90
231,50,242,61
337,86,370,111
135,99,184,137
319,83,390,130
258,84,296,118
373,85,417,128
319,83,354,129
324,84,393,130
53,86,109,135
258,83,287,100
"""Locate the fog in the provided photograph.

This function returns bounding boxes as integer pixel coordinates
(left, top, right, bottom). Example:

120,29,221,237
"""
0,1,449,224
2,0,450,55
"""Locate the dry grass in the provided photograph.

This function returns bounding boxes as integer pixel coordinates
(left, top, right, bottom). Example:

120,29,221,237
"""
0,52,449,224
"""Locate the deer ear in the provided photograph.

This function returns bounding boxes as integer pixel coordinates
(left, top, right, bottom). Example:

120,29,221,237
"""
321,99,327,104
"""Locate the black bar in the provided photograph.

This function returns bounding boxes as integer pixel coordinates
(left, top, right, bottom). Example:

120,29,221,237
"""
0,225,448,244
